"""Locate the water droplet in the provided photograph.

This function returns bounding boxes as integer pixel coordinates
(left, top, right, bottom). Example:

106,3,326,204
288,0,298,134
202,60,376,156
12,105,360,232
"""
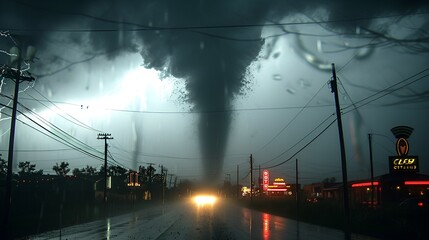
286,88,296,94
272,52,281,59
297,78,311,88
317,40,323,53
47,88,52,98
164,11,169,23
355,47,372,59
200,41,205,50
272,74,282,81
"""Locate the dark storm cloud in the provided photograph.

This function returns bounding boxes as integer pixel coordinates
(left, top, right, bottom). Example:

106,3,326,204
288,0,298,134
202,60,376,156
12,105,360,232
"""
1,0,427,180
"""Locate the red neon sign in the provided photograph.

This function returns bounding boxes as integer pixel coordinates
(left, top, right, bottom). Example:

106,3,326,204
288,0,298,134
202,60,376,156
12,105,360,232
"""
263,170,269,191
404,181,429,185
351,182,379,188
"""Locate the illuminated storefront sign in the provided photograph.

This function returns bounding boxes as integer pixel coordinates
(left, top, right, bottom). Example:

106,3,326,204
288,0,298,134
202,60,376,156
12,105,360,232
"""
389,156,419,172
388,126,419,173
263,170,269,191
127,171,141,187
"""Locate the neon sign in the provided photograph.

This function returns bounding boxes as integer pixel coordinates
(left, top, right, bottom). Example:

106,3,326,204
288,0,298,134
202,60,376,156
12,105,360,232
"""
404,181,429,185
389,126,419,173
263,170,269,191
389,156,419,172
352,181,379,188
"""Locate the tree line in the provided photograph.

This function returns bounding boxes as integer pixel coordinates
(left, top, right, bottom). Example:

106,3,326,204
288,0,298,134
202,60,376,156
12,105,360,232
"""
0,158,166,186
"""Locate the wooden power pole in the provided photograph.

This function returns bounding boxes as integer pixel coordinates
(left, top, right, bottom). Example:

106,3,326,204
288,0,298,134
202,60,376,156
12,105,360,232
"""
97,133,113,205
330,63,351,240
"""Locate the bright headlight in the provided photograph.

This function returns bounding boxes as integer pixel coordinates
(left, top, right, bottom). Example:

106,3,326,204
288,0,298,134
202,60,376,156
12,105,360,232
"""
193,195,217,205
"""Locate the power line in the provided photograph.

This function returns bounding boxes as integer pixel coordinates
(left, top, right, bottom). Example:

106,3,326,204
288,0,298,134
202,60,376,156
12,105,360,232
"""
263,118,337,169
255,81,328,153
342,68,429,113
16,95,333,114
0,148,77,152
0,104,104,162
16,100,103,156
24,88,103,133
107,149,128,170
259,113,335,166
257,67,429,170
5,10,429,33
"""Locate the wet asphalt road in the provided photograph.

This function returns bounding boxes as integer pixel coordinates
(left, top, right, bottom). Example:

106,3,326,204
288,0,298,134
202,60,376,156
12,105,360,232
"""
29,198,379,240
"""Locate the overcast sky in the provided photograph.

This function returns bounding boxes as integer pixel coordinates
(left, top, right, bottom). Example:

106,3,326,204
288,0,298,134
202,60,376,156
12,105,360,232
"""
1,0,428,185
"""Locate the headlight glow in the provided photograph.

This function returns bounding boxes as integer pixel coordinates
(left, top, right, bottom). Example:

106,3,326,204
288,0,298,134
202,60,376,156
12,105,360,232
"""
193,195,217,205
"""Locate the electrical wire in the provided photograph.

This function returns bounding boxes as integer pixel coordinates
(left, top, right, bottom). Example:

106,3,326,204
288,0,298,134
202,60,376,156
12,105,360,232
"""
341,67,429,114
5,8,429,34
15,100,103,156
107,149,128,170
0,104,104,162
262,118,337,169
259,113,336,167
255,81,328,153
26,87,103,133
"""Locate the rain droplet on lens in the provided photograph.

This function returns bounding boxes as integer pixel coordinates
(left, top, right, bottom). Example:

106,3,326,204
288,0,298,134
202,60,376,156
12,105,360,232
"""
286,88,296,94
272,74,282,81
317,40,323,53
297,78,311,88
272,52,281,59
200,41,205,50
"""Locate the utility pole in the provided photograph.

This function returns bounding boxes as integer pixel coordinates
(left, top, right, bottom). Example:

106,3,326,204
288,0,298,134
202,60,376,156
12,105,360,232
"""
161,165,167,205
250,154,253,202
236,165,239,199
330,63,351,240
1,39,35,229
258,165,261,191
97,133,113,205
168,174,173,189
296,159,299,221
368,133,375,207
296,158,300,239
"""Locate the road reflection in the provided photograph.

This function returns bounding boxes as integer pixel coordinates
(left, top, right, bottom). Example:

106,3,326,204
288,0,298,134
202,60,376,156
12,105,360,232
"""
241,205,289,240
263,213,271,240
105,218,110,240
30,200,379,240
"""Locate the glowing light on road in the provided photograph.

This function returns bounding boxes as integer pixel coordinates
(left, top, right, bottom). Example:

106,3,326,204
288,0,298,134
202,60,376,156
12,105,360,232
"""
193,195,217,206
263,213,271,240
